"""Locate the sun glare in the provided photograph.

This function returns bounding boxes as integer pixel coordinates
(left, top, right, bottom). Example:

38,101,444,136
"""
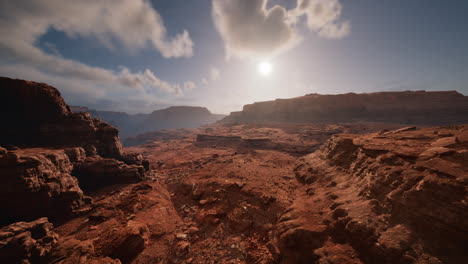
258,62,272,75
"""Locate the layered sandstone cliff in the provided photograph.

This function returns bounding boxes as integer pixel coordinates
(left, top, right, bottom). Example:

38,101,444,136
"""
0,148,90,226
222,91,468,125
0,77,123,158
283,125,468,263
0,77,150,227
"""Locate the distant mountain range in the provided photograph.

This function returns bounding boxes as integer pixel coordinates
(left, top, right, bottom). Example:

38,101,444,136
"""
71,105,225,139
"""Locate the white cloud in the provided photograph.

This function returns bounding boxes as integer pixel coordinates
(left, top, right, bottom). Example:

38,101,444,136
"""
210,67,221,81
0,0,193,58
212,0,302,59
0,0,196,107
212,0,350,59
295,0,351,39
143,69,186,95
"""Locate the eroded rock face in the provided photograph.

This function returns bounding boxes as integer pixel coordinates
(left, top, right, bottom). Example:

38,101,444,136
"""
0,77,123,158
73,156,147,191
45,237,122,264
103,220,150,263
118,153,150,171
223,91,468,125
0,148,90,225
0,217,58,264
288,125,468,263
0,217,122,264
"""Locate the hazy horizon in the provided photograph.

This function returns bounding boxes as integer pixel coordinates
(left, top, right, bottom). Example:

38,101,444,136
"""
1,0,467,115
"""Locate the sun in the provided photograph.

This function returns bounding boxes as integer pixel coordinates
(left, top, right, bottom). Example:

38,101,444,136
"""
258,61,272,75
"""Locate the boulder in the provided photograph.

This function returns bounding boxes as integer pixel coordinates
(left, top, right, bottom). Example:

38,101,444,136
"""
101,221,150,263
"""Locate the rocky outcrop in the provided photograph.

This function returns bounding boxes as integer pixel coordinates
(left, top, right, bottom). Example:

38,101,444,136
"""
0,77,153,227
73,156,148,191
45,237,121,264
222,91,468,125
0,217,122,264
72,105,225,138
0,148,90,225
0,77,123,158
101,220,150,263
0,217,58,264
0,145,151,225
285,125,468,263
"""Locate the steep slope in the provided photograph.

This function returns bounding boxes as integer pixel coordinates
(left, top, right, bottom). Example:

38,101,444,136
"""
0,77,151,226
222,91,468,125
0,77,123,158
286,125,467,263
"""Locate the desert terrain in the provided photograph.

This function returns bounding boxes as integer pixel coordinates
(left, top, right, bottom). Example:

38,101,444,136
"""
0,77,467,264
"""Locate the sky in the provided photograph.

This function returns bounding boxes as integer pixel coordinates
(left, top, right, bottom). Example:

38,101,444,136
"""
0,0,467,114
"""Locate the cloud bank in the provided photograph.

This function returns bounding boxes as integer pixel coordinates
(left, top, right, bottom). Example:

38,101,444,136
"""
212,0,301,59
0,0,195,109
295,0,351,39
212,0,350,59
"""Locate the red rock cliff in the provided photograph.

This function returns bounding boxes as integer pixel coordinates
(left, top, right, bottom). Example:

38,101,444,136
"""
0,77,123,158
223,91,468,125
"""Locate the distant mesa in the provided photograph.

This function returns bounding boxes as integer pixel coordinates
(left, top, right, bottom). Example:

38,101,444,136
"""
222,91,468,125
71,105,225,140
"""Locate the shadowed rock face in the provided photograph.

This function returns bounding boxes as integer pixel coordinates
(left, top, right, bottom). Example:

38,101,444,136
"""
0,148,90,225
0,77,123,158
73,156,147,191
0,217,58,264
0,77,150,227
0,217,123,264
222,91,468,125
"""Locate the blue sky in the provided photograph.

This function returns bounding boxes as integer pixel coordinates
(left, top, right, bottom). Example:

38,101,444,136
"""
0,0,467,114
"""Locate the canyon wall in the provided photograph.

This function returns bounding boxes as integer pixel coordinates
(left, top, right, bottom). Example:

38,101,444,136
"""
0,77,123,158
0,77,150,227
284,125,468,263
222,91,468,125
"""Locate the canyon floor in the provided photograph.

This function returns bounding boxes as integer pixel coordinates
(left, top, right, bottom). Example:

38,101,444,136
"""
33,122,464,264
1,78,467,264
